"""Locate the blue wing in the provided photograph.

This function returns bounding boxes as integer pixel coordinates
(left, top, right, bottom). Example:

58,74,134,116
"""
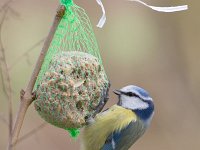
102,120,146,150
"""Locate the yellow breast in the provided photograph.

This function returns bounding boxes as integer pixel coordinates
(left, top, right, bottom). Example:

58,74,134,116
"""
81,105,137,150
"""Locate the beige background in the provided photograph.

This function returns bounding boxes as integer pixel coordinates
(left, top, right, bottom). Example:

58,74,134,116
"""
0,0,199,150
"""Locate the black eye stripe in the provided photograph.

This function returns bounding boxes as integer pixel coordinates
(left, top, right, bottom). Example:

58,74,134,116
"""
126,92,137,97
121,91,140,98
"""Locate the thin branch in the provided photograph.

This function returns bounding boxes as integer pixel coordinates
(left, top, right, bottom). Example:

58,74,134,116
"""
16,122,47,145
0,3,9,97
0,6,13,149
7,6,20,18
7,5,66,149
8,38,45,70
0,0,14,13
0,0,20,20
0,113,8,125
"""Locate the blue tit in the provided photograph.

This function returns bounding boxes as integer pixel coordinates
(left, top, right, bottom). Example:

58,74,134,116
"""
81,85,154,150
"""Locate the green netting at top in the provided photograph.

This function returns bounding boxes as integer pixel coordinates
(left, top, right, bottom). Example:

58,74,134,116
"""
35,0,104,88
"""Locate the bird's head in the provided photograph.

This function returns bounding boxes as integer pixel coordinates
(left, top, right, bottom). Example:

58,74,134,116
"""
114,85,154,121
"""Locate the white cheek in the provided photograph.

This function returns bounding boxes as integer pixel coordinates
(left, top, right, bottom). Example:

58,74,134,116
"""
120,96,149,110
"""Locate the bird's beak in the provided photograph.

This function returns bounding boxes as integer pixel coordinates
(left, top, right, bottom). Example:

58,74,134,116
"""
114,90,122,106
113,90,121,95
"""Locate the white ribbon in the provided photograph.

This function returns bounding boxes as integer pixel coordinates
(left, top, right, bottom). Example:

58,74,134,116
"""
96,0,106,28
128,0,188,12
95,0,188,28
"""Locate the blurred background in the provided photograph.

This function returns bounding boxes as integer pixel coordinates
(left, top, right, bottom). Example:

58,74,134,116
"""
0,0,199,150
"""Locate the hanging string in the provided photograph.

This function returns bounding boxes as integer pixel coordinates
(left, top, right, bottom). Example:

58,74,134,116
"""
95,0,188,28
96,0,106,28
128,0,188,12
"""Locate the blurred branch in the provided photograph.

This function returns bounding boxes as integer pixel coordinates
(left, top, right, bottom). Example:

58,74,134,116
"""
0,0,14,13
0,5,13,150
0,0,19,19
15,122,47,146
7,6,20,18
8,5,66,149
0,113,8,125
8,38,45,70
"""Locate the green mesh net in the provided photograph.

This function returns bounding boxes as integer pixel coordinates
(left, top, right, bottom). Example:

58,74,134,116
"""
34,0,109,138
35,1,104,87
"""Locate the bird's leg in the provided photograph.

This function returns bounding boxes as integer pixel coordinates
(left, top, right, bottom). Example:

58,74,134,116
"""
93,81,110,115
84,115,95,125
85,81,111,125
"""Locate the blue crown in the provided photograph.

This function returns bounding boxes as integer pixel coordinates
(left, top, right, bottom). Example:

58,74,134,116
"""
121,85,151,100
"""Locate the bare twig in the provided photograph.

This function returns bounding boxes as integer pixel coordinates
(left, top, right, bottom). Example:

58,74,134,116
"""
0,0,20,19
7,5,66,149
0,113,8,125
0,6,13,149
0,0,14,13
8,38,45,70
15,122,47,146
7,6,20,18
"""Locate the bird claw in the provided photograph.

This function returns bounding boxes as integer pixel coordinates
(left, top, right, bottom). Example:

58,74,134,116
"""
84,82,110,125
85,115,95,125
92,81,111,117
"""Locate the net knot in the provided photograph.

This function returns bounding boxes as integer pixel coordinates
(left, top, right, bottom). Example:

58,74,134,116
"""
60,0,73,7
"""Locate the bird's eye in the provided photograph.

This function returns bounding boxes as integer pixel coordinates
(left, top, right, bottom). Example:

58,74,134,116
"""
126,92,137,97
